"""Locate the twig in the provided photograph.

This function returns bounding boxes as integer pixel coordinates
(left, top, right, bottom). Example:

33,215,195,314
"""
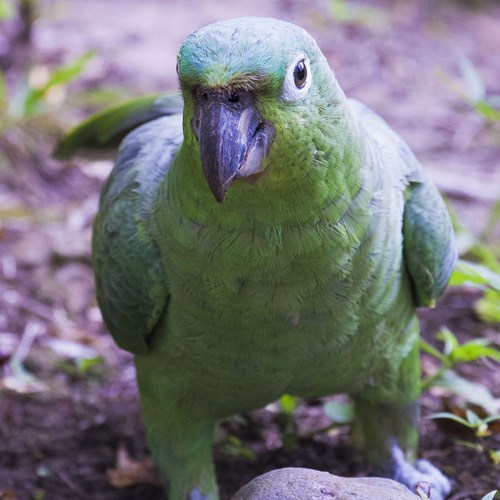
52,467,86,498
12,321,45,364
3,290,54,322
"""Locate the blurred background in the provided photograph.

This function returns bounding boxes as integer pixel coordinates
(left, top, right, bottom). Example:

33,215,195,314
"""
0,1,499,499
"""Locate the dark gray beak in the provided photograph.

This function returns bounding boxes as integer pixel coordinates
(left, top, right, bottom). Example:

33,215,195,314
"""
192,88,275,202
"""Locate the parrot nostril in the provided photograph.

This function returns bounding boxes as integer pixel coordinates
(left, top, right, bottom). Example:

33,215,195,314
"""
202,91,209,101
228,93,239,103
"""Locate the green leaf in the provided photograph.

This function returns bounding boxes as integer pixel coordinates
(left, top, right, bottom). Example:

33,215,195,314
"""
328,0,386,27
428,411,471,427
221,436,256,460
481,491,498,500
0,0,14,19
75,356,104,375
465,408,481,426
489,451,500,466
450,260,500,290
45,50,95,88
436,328,459,357
323,399,353,424
329,0,348,19
431,370,500,415
451,338,500,363
459,56,486,103
475,100,500,121
279,394,300,415
431,411,497,438
485,414,500,424
475,289,500,324
23,51,95,117
456,57,500,121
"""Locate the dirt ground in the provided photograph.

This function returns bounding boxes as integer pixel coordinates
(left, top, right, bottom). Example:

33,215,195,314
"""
0,0,499,499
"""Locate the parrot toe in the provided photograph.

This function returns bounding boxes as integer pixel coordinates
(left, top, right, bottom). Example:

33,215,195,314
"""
389,445,451,499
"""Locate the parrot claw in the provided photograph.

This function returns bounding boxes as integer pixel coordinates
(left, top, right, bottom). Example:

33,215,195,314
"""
387,445,451,500
414,459,451,499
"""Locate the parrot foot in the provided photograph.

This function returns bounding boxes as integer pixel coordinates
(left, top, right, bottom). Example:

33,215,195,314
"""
188,488,210,500
387,445,451,500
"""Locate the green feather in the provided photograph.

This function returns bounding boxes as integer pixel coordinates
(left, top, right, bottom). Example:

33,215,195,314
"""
53,93,182,158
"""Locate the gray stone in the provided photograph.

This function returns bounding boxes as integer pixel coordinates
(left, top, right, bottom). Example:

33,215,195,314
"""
231,467,420,500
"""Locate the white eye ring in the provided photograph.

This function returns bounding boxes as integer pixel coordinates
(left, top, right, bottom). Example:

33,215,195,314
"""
282,56,312,101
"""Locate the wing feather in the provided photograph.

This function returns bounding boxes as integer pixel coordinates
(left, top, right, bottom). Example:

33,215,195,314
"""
350,98,457,307
54,93,183,159
92,114,183,353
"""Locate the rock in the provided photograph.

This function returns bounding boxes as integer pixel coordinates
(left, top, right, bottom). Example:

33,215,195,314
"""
231,467,420,500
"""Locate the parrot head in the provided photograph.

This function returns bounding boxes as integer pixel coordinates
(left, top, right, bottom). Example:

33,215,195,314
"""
177,17,344,202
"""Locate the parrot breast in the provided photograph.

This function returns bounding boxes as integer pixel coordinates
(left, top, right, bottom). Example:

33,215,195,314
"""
151,150,418,417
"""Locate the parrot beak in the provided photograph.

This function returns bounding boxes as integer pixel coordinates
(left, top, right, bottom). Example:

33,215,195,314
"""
192,88,275,203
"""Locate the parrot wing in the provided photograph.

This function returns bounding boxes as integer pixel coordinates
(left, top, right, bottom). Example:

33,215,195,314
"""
53,93,183,159
350,98,457,308
92,114,183,353
402,177,457,307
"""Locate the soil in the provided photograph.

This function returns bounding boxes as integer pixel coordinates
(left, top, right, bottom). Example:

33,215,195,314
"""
0,1,499,499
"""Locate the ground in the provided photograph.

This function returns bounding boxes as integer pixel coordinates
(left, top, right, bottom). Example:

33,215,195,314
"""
0,0,499,499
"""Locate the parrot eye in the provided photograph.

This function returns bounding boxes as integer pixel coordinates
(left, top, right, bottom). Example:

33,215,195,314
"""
293,60,307,88
282,55,312,102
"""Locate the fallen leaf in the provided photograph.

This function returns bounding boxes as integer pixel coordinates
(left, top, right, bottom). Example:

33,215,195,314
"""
0,489,17,500
107,442,161,488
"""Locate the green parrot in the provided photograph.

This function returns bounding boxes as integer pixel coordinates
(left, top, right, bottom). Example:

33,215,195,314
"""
56,17,457,500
